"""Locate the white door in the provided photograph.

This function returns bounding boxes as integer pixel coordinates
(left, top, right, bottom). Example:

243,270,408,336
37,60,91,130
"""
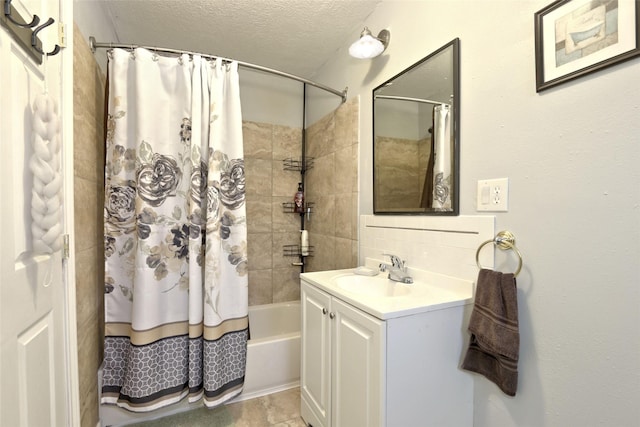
0,1,72,426
331,297,384,427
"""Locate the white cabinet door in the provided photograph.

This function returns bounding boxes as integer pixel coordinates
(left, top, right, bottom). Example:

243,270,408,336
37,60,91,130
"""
331,297,384,427
0,1,71,426
301,281,332,427
301,280,386,427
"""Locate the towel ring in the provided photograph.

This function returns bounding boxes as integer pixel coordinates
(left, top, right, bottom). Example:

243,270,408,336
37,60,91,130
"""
476,230,523,277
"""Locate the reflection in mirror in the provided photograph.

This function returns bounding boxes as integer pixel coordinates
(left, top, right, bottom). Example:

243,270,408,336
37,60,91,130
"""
373,38,460,214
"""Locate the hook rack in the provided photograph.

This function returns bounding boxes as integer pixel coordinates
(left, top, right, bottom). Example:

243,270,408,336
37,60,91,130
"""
1,0,61,63
31,17,60,56
3,0,38,27
475,230,523,277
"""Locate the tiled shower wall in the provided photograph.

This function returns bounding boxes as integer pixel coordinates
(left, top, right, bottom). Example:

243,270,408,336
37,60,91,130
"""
374,135,431,210
244,96,360,294
73,24,105,427
305,97,359,272
244,122,305,305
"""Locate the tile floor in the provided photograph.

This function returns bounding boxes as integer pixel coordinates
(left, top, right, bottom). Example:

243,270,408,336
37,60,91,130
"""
128,388,307,427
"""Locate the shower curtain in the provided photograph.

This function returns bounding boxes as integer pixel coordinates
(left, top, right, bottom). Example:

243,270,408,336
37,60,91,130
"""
101,48,248,412
431,104,452,210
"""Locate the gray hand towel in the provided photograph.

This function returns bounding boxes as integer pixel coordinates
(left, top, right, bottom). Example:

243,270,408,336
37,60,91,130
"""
462,268,519,396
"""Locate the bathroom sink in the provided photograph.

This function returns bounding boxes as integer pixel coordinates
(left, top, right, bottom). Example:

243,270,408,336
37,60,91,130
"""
301,265,474,320
332,274,412,297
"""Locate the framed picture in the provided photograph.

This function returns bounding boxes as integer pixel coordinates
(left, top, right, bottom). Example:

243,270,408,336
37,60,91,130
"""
535,0,640,92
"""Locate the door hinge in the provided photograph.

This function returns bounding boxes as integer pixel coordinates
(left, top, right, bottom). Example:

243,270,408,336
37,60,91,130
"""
58,22,67,48
62,234,70,259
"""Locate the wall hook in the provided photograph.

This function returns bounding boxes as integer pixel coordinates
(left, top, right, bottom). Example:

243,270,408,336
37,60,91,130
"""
31,17,60,56
4,0,40,28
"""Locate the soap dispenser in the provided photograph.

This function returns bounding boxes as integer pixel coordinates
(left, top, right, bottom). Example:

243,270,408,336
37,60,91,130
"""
294,182,304,213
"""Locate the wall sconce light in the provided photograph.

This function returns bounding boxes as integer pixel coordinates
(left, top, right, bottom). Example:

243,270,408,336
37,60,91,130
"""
348,27,390,59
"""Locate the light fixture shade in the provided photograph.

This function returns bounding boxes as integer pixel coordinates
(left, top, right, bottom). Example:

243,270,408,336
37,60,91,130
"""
349,34,384,59
349,27,390,59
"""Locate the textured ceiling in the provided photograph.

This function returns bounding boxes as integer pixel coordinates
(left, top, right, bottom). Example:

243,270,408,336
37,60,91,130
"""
96,0,381,79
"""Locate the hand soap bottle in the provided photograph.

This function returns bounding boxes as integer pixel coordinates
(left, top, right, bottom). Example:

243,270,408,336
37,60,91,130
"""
294,182,304,213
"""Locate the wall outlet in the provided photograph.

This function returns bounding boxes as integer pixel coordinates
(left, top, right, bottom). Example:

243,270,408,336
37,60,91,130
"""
477,178,509,211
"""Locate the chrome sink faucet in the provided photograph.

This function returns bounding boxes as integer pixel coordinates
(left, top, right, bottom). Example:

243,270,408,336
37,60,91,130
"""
381,253,413,284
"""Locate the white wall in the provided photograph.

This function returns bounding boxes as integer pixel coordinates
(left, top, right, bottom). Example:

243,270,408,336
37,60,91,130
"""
310,1,640,426
74,1,118,71
376,100,422,139
238,69,303,127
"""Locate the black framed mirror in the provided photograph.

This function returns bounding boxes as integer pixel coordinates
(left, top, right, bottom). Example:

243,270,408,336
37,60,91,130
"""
373,38,460,214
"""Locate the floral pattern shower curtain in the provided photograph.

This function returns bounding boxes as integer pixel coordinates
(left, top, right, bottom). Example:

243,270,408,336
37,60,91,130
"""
432,104,452,210
102,48,248,412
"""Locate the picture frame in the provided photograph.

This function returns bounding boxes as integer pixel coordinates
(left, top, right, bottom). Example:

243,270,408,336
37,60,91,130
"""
535,0,640,92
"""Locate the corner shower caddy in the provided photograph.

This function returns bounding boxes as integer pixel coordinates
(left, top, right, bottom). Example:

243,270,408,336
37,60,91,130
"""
281,157,315,263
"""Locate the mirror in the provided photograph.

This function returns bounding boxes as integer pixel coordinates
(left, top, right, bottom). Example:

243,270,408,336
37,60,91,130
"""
373,38,460,214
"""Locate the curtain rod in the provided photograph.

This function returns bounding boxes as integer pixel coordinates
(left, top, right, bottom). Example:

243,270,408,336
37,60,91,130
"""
375,95,450,106
89,36,347,103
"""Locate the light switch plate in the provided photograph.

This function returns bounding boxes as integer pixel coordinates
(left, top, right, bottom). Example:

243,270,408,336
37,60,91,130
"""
477,178,509,211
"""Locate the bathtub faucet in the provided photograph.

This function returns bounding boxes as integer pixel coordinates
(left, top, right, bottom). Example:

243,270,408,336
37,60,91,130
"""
381,253,413,284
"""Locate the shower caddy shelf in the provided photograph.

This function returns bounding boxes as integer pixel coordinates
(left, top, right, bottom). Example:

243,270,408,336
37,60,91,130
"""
281,156,314,262
283,244,315,258
281,201,314,215
282,157,315,172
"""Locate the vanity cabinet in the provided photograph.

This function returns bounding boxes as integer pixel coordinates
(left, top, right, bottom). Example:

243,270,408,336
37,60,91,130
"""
301,280,384,427
300,277,473,427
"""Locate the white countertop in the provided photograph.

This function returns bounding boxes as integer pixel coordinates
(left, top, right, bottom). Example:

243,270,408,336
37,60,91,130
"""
300,264,474,320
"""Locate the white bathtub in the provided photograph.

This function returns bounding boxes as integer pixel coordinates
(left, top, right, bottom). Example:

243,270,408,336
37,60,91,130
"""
99,301,301,426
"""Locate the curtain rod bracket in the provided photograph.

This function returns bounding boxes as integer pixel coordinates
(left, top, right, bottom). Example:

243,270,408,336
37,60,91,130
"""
341,87,348,103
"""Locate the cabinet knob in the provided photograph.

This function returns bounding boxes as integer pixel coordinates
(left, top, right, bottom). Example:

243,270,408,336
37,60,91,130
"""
329,312,335,319
322,308,328,315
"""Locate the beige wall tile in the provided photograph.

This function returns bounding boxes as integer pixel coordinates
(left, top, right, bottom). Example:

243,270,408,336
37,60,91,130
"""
306,153,335,198
334,98,358,150
272,267,301,303
248,233,273,271
335,237,356,270
272,197,301,233
306,233,335,272
77,310,101,427
74,22,105,427
273,161,301,197
306,113,335,158
74,176,99,253
245,158,273,197
351,192,359,239
75,247,101,325
335,145,355,195
306,194,335,236
242,120,307,305
273,125,302,160
247,197,272,234
248,269,273,306
334,193,352,240
303,98,359,273
243,121,273,159
272,231,300,269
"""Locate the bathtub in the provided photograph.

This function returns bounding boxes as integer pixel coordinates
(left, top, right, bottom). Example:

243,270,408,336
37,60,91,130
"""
99,301,301,426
